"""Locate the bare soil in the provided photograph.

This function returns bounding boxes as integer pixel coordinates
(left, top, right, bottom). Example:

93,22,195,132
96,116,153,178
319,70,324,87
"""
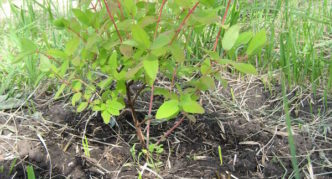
0,80,331,179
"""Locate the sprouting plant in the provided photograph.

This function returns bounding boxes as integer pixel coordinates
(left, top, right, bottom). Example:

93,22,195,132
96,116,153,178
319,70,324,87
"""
8,158,17,176
143,143,164,169
130,143,138,163
27,165,36,179
82,135,90,157
218,145,223,166
13,0,266,149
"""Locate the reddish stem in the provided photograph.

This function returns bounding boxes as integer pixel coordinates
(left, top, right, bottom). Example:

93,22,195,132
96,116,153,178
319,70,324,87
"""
147,0,168,148
169,2,200,45
169,63,178,92
146,84,154,148
154,0,167,39
156,116,185,145
103,0,123,42
126,82,145,145
37,50,60,65
168,2,199,92
67,26,86,42
212,0,232,51
116,0,124,19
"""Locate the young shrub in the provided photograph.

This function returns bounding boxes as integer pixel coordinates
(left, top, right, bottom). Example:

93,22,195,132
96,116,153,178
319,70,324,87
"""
14,0,266,146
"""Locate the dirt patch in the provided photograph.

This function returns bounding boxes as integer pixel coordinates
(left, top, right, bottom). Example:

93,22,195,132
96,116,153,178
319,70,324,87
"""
1,81,332,178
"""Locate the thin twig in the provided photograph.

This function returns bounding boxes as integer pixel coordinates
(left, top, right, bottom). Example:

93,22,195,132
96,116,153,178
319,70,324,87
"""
103,0,123,42
116,0,124,19
154,0,167,39
146,84,154,148
146,0,168,149
213,0,232,51
168,2,199,92
126,82,145,145
156,115,186,145
132,84,146,104
169,2,200,45
169,63,178,92
67,26,86,42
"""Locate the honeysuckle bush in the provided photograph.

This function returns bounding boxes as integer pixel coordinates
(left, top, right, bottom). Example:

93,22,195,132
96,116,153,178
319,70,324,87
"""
14,0,266,146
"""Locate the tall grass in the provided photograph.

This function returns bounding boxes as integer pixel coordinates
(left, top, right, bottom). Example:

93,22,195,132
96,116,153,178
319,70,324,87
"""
0,0,75,97
214,0,332,91
282,74,300,179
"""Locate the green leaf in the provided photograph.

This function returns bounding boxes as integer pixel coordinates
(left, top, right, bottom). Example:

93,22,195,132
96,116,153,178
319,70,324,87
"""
198,76,215,91
170,43,185,63
246,30,266,56
143,55,159,85
26,165,36,179
71,56,81,66
47,49,68,59
200,59,211,75
53,18,69,29
72,8,90,26
200,0,216,7
65,37,80,55
151,47,167,57
98,77,112,89
101,110,111,124
54,84,66,99
233,31,253,48
77,102,88,112
19,38,37,52
216,58,233,65
174,0,194,8
222,24,241,51
12,51,34,63
116,80,126,95
154,87,171,99
119,44,133,57
156,100,180,119
216,59,234,65
180,95,205,114
39,54,51,72
232,62,258,75
72,92,82,106
216,59,258,75
86,33,100,53
122,40,138,47
192,8,218,25
138,16,156,27
202,48,219,59
117,19,135,31
58,59,69,77
92,105,102,112
106,99,125,116
151,34,171,49
109,51,118,75
124,0,137,16
131,25,151,49
72,81,82,91
126,62,143,80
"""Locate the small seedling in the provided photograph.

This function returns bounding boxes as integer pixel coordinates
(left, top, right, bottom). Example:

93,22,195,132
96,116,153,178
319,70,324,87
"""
82,135,90,157
218,145,223,166
27,165,36,179
8,158,17,176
